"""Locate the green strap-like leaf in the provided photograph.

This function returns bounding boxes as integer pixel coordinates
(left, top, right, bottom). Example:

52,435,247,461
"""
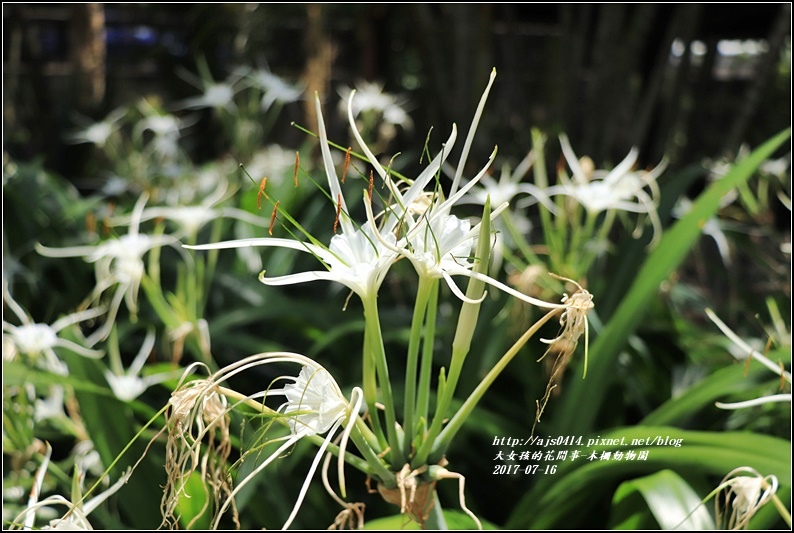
610,469,715,529
507,426,790,529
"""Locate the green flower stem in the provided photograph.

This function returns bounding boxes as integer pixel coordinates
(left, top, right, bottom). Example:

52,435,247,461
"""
107,324,124,376
770,492,792,528
566,207,599,273
362,296,404,465
362,322,388,451
412,200,491,469
531,129,563,262
501,208,542,267
578,209,615,276
354,412,385,457
403,276,436,455
430,307,561,462
346,425,397,488
416,279,440,429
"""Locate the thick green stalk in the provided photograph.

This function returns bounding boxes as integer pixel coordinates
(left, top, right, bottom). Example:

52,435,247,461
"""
531,129,563,263
415,280,440,428
502,208,543,266
565,207,600,273
403,276,436,455
413,200,491,468
362,320,388,451
362,296,404,465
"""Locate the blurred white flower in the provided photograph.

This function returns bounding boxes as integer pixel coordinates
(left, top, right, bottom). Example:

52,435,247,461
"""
3,282,104,375
33,385,67,422
338,80,412,129
66,107,127,148
134,99,191,161
244,144,299,186
118,180,266,242
103,328,182,402
759,152,791,180
544,135,667,246
177,80,238,112
36,193,179,345
8,443,131,530
672,196,733,266
244,67,304,109
456,151,555,271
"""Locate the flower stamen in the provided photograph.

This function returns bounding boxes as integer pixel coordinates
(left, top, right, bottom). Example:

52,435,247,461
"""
333,193,343,234
293,151,300,188
269,200,279,236
342,146,352,183
257,176,268,210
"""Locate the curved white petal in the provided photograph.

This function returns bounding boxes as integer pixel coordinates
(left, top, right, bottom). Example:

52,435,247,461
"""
185,237,315,253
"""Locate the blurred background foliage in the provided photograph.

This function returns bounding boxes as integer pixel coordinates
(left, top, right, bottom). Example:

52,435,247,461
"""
3,3,791,530
4,4,791,178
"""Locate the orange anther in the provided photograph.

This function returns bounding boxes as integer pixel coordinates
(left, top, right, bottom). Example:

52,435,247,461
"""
257,177,268,210
333,193,342,234
85,212,97,235
368,170,374,202
342,147,352,183
269,200,279,235
293,151,300,188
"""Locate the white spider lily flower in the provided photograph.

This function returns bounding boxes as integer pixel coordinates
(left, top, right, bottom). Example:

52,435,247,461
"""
545,135,667,246
706,308,792,410
456,151,551,211
2,282,104,375
177,80,238,112
338,81,412,129
243,68,304,110
66,107,127,148
197,353,362,530
103,328,182,402
184,96,408,302
350,75,574,311
715,467,779,530
134,100,191,161
36,193,180,345
34,385,67,422
274,364,352,436
8,443,131,530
